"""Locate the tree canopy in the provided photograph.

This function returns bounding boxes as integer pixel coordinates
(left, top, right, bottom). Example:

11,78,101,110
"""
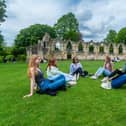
104,28,126,44
14,24,56,47
116,27,126,44
54,12,80,41
63,30,81,41
0,0,7,49
104,29,117,43
0,31,4,46
0,0,7,24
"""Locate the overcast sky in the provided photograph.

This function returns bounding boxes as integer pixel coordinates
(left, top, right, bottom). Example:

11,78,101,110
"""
1,0,126,46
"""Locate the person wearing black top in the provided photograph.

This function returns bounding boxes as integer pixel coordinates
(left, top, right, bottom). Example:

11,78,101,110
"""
23,55,66,98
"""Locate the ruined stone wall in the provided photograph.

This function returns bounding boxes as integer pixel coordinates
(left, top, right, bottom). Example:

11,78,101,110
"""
26,33,126,60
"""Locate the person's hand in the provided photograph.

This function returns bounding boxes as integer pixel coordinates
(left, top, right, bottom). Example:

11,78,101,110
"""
23,94,32,98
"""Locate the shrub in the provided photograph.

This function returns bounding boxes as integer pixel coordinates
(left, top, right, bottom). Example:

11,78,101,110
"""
17,54,26,61
0,56,4,63
5,55,14,62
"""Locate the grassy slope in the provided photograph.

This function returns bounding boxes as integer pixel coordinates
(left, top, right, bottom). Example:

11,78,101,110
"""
0,61,126,126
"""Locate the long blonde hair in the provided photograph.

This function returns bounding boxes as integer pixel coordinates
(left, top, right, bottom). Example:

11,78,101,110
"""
27,55,40,78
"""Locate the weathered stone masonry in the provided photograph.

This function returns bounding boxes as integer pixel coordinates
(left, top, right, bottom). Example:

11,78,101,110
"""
26,33,126,60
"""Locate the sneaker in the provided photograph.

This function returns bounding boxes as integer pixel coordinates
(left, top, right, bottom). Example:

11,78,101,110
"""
72,74,77,81
88,73,94,76
67,81,77,85
101,77,108,83
91,75,97,79
101,81,112,89
72,74,79,81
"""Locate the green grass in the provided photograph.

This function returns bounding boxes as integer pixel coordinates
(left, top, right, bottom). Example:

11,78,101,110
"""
0,60,126,126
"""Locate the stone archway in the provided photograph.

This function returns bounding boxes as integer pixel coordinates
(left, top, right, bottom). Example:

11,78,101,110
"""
99,46,104,54
118,45,123,54
66,41,72,59
89,45,94,54
109,44,114,54
78,42,83,52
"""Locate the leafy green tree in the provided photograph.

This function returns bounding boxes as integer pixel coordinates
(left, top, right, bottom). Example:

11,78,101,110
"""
63,30,81,41
0,0,7,24
0,55,4,63
17,54,26,61
5,54,14,61
0,46,4,55
15,24,56,47
54,12,80,40
0,0,7,54
0,32,4,46
116,27,126,44
0,32,5,55
11,46,26,57
104,30,117,43
0,46,13,57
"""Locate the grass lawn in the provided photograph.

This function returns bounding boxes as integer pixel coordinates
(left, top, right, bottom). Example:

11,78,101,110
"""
0,60,126,126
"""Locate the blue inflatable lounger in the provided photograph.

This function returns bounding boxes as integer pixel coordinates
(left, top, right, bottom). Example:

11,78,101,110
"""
111,74,126,88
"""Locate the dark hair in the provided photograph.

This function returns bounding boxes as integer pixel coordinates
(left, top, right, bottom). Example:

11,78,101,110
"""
72,56,79,63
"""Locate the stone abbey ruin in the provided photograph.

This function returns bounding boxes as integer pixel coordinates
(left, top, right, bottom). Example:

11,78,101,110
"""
26,33,126,60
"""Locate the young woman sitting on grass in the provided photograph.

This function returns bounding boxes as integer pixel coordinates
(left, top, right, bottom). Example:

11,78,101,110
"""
102,63,126,83
101,63,126,89
91,56,113,79
47,57,77,85
23,55,66,97
69,56,88,80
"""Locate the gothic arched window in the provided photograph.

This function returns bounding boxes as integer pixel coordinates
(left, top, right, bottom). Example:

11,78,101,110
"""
118,45,123,54
89,45,94,53
109,44,114,54
78,43,83,52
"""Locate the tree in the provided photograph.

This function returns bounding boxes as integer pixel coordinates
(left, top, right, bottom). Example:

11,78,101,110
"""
54,12,80,40
0,0,7,24
0,31,4,55
104,29,117,43
63,30,81,41
116,27,126,44
15,24,56,47
0,0,7,54
0,31,4,46
11,46,26,57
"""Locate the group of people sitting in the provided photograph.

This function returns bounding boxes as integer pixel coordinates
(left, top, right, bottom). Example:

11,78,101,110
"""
24,55,88,97
24,54,126,98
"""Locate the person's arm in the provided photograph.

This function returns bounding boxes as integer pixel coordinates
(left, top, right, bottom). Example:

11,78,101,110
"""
50,66,61,75
70,64,74,74
103,61,105,68
79,62,83,69
23,68,36,98
111,62,114,71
